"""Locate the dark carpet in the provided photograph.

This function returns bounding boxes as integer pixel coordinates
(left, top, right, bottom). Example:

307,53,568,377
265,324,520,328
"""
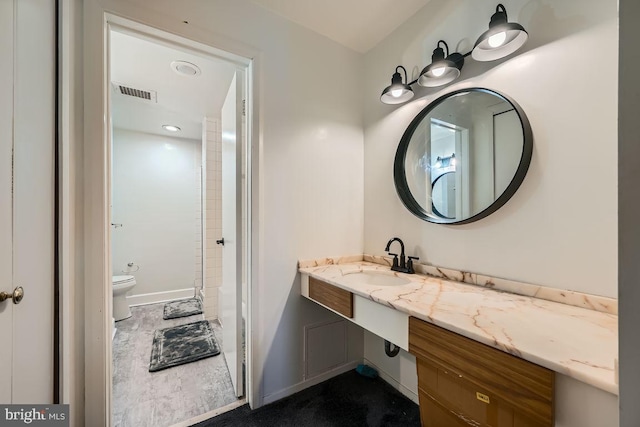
192,370,421,427
163,297,203,319
149,320,220,372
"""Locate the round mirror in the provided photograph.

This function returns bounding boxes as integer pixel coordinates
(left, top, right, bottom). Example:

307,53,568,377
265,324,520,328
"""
394,88,532,224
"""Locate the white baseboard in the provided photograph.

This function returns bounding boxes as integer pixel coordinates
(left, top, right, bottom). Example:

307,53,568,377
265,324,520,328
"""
169,398,246,427
262,360,360,405
127,288,194,307
363,358,419,404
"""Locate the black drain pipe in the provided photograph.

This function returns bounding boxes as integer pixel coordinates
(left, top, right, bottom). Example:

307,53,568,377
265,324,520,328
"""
384,340,400,357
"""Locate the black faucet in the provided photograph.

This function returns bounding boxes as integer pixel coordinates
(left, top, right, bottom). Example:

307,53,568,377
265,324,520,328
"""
384,237,419,274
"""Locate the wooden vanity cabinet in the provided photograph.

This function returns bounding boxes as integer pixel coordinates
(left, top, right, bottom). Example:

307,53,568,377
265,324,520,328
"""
409,317,554,427
308,277,353,318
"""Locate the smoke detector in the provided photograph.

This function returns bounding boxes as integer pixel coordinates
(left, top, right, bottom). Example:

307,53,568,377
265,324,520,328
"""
112,82,158,103
171,60,201,77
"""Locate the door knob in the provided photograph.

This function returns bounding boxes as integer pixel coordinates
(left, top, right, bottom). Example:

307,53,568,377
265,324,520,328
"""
216,238,225,246
0,286,24,304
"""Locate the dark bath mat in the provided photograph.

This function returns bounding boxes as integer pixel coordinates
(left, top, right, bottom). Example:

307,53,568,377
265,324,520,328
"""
163,297,203,319
149,320,220,372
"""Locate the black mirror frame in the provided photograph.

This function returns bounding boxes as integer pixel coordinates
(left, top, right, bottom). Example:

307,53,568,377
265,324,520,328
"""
393,87,533,225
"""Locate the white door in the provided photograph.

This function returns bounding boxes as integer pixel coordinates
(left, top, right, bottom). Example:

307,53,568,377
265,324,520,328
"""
0,0,15,404
220,70,245,397
0,0,55,403
494,110,521,196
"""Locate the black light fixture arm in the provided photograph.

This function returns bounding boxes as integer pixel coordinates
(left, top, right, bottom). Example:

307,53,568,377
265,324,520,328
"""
437,40,449,57
488,4,509,27
396,65,408,83
496,3,507,18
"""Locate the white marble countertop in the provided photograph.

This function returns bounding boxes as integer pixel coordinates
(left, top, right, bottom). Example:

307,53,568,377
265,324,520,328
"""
299,261,618,395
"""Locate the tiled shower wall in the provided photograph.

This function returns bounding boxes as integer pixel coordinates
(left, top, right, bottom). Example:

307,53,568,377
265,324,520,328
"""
202,117,222,320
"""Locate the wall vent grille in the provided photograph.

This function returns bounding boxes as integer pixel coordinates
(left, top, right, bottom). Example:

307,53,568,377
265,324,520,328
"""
112,82,157,103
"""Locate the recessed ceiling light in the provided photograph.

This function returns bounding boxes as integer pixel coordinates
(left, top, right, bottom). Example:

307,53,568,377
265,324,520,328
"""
162,125,181,132
170,60,201,77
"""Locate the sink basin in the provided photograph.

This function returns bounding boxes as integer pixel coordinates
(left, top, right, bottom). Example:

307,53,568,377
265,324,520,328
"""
341,271,411,287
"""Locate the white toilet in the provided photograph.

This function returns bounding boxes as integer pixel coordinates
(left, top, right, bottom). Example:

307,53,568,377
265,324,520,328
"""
112,275,136,321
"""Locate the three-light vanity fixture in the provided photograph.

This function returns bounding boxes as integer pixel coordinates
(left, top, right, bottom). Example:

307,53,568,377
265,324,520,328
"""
380,4,528,104
434,153,456,169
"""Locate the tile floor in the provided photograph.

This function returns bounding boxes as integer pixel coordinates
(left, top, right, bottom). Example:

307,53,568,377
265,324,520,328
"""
112,303,240,427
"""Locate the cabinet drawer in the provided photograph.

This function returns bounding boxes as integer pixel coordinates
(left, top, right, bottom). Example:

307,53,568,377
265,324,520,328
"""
309,277,353,318
417,359,544,427
418,386,470,427
409,317,553,426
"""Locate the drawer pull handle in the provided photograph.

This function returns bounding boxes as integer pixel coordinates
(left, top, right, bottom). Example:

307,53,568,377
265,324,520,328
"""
476,392,491,404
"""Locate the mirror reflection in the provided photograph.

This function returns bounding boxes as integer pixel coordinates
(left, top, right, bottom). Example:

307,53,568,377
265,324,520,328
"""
395,88,532,224
431,171,456,219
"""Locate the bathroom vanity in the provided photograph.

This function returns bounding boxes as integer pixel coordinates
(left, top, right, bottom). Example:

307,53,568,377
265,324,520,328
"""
409,317,552,426
299,256,617,427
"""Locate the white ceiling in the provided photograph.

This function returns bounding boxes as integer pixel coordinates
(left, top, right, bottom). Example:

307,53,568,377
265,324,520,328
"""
250,0,431,53
110,31,237,140
110,1,430,138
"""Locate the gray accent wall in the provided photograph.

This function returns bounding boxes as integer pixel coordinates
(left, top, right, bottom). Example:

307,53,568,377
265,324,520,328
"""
619,1,640,425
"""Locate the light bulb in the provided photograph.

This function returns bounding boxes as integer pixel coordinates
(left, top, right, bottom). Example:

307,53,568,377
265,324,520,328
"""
391,89,403,98
488,31,507,48
431,67,446,77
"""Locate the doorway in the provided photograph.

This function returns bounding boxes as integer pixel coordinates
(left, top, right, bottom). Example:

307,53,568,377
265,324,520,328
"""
107,22,250,426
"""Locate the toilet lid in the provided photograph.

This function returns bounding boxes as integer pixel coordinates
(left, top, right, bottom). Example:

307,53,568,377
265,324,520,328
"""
113,275,135,285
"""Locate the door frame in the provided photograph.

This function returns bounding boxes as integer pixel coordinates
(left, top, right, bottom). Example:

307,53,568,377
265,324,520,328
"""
81,5,263,424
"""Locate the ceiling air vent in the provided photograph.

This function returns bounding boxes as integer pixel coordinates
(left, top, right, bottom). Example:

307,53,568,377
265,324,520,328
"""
112,82,157,103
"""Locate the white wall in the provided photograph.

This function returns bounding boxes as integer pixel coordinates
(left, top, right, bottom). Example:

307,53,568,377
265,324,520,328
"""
363,0,619,425
92,0,365,405
364,0,617,298
111,128,201,299
364,332,418,402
